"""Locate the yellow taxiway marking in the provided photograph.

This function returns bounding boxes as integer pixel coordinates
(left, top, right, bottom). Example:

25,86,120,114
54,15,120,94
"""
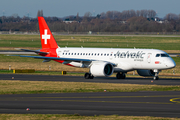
0,95,179,105
170,98,180,103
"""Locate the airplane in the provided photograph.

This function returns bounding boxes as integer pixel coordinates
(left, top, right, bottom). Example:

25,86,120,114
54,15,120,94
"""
13,17,176,80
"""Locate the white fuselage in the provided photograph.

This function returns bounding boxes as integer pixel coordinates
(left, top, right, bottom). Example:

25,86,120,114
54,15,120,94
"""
56,47,176,72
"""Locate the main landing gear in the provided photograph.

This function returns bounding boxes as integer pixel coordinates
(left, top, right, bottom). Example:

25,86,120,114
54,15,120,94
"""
116,72,126,79
84,73,94,79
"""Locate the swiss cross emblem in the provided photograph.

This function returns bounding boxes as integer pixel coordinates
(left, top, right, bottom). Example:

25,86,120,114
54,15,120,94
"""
42,29,50,44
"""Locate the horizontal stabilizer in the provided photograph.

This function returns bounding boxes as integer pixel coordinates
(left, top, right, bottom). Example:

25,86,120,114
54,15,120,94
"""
16,48,48,55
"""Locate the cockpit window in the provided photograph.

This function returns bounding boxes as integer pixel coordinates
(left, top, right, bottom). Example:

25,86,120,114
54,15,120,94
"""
161,54,169,57
156,53,169,57
156,54,160,57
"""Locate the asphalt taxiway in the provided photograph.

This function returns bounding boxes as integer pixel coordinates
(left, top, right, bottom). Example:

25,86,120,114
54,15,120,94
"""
1,73,180,85
1,74,180,117
0,92,180,117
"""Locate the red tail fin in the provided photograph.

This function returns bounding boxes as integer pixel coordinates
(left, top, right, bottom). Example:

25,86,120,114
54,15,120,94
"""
38,17,58,49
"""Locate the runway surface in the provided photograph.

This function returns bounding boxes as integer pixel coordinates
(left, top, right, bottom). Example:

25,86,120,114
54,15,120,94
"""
1,74,180,117
0,92,180,117
1,73,180,85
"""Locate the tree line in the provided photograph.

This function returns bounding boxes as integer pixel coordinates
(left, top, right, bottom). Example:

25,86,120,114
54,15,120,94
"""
0,9,180,32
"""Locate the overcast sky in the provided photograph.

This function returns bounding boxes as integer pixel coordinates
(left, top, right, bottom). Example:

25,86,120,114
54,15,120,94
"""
0,0,180,18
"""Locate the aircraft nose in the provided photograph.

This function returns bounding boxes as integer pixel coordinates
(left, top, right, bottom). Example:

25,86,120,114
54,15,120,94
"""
167,59,176,68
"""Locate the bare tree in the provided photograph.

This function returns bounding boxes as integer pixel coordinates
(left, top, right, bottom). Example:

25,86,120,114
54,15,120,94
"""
37,10,43,18
147,10,156,18
83,12,92,22
165,13,178,20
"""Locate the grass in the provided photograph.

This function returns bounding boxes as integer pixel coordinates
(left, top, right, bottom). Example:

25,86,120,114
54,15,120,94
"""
0,114,180,120
0,80,180,94
0,34,180,50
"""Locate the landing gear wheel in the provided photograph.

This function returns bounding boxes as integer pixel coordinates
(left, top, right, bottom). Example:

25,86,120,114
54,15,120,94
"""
84,73,90,79
116,73,121,79
116,72,126,79
84,73,94,79
89,75,94,79
122,74,126,79
153,71,159,80
153,76,159,80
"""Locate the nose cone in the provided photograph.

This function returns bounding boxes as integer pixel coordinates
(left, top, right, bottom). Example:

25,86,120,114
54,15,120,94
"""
167,59,176,68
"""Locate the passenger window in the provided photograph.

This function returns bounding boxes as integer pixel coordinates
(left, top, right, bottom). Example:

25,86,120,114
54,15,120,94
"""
68,53,70,55
114,54,116,56
97,53,99,56
74,53,76,55
89,53,90,55
86,53,88,55
110,54,112,56
77,53,79,55
63,53,64,55
80,53,82,55
66,53,67,55
107,54,109,56
104,54,106,56
101,53,103,56
92,53,93,55
95,53,96,56
83,53,85,55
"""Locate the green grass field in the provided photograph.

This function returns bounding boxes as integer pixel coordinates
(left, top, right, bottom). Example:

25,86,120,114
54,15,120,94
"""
0,80,180,94
0,34,180,50
1,114,179,120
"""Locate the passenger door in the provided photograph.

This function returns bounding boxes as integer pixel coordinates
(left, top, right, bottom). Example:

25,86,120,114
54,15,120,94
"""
147,53,152,63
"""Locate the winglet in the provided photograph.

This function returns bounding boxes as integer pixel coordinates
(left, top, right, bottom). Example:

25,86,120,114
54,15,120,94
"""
38,17,59,49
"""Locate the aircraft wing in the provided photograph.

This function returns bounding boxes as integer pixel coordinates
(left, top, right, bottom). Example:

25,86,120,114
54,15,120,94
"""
9,55,94,62
8,55,117,66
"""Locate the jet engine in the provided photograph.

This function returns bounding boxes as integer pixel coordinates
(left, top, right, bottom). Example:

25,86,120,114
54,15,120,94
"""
137,70,155,77
90,62,114,77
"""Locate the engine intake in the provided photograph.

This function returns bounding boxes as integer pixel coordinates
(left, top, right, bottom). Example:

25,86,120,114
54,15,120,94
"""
90,62,114,77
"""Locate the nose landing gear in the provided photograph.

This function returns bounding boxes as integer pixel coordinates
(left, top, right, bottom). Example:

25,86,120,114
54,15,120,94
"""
153,70,159,80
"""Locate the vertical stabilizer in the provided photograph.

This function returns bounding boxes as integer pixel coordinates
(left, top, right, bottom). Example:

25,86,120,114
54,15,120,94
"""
38,17,58,49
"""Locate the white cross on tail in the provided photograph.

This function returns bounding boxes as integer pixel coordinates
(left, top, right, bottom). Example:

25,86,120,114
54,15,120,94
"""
42,29,50,44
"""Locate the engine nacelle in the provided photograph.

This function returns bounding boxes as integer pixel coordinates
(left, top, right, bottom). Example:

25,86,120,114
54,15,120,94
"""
137,70,155,77
90,62,114,77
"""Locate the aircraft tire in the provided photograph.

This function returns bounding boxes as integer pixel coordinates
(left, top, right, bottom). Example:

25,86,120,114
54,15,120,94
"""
116,73,121,79
84,73,90,79
116,73,126,79
153,76,159,80
89,75,94,79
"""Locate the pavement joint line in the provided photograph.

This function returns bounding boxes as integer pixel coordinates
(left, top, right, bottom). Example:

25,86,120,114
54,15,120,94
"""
26,95,180,99
19,99,174,105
